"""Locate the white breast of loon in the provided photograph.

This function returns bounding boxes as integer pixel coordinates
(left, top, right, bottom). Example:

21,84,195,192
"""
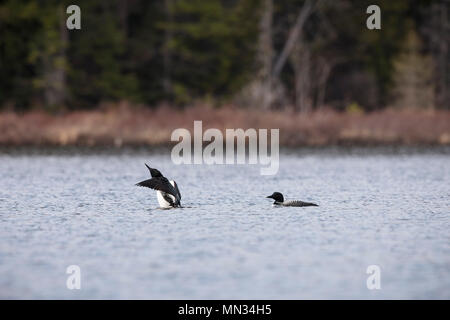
156,180,176,208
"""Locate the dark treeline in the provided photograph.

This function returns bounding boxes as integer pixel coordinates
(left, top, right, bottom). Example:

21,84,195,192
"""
0,0,448,112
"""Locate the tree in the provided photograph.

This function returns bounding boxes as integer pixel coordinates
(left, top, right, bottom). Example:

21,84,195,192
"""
391,29,435,109
29,2,68,110
65,0,140,109
0,0,42,109
164,0,259,104
423,1,449,109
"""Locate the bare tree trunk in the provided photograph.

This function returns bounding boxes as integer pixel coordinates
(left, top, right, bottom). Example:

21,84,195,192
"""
258,0,273,109
246,0,315,110
163,0,174,98
272,0,314,78
435,1,449,109
44,5,67,108
291,44,336,112
425,1,449,109
316,57,335,109
290,38,312,113
118,0,128,37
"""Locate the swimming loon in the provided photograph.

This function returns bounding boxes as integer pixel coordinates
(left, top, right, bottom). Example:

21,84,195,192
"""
266,192,318,207
135,164,181,208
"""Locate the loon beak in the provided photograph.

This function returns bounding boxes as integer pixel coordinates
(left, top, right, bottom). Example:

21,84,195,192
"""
145,163,152,171
266,195,272,199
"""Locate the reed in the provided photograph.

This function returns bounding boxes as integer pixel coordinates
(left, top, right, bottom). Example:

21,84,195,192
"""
0,102,449,147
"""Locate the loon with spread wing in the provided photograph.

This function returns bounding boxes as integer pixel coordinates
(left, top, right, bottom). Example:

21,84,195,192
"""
136,164,181,208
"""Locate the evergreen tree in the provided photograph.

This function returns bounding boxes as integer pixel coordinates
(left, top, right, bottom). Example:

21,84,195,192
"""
66,0,140,109
0,0,41,109
0,0,444,111
391,29,435,109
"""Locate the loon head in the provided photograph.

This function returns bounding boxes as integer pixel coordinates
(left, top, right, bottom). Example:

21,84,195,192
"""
145,163,163,177
266,192,284,203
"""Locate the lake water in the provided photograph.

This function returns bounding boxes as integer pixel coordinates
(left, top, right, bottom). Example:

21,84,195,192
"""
0,147,449,299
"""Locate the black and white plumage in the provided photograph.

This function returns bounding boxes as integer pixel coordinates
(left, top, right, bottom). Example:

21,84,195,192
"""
266,192,318,207
136,164,181,208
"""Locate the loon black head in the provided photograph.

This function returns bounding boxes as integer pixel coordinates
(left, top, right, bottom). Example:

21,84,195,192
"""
266,192,284,203
145,163,163,178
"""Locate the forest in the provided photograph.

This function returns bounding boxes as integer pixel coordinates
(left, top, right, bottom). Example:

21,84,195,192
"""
0,0,449,146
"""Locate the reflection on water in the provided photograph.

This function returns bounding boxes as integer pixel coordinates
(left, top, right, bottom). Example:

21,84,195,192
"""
0,147,449,299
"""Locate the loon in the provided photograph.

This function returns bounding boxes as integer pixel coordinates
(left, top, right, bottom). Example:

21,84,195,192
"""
135,164,181,208
266,192,318,207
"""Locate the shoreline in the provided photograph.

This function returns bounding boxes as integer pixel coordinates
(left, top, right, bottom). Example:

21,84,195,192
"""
1,105,449,147
1,145,449,157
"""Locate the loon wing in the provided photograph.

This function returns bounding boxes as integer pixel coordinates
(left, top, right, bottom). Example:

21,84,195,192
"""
136,177,178,199
284,200,318,207
171,180,181,202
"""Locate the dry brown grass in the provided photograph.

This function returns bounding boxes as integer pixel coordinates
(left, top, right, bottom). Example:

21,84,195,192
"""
0,102,449,147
